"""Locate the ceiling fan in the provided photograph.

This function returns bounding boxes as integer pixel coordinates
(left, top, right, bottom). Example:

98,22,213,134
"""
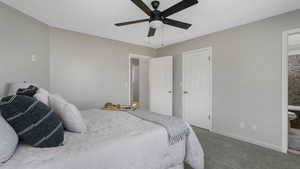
115,0,199,37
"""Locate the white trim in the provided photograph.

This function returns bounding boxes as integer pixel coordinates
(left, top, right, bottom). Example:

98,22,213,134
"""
282,28,300,154
182,47,213,131
129,53,152,60
213,130,282,152
182,47,212,56
288,50,300,56
128,54,152,105
282,31,288,154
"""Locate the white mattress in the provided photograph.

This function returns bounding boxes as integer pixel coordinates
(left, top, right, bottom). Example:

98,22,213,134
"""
0,109,203,169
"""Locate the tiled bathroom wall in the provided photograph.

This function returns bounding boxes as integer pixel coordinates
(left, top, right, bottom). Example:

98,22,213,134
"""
289,54,300,129
289,55,300,105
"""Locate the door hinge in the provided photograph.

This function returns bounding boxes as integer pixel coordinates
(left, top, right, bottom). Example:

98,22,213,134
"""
208,56,211,61
208,114,211,120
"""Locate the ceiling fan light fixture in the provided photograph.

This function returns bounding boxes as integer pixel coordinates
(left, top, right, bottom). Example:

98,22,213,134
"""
149,20,163,29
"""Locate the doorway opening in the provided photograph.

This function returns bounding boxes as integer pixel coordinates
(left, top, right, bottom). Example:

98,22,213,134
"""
128,54,151,110
130,58,140,105
129,54,173,115
282,28,300,154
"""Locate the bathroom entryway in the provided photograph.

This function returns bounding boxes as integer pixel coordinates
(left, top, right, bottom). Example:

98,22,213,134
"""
129,54,173,115
283,29,300,154
129,54,151,110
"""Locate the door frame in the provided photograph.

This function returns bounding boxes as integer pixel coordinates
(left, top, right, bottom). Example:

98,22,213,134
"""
182,47,213,131
281,28,300,153
128,54,152,105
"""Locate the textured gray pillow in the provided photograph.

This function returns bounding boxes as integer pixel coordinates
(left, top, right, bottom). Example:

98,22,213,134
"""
0,95,64,148
0,114,18,163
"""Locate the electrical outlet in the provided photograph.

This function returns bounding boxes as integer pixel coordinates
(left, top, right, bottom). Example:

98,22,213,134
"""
31,54,36,62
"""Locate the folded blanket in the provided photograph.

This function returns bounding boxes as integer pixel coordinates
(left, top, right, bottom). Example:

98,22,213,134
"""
16,85,38,97
128,110,190,145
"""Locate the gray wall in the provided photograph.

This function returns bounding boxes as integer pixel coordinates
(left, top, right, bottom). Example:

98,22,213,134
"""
49,28,156,110
0,1,155,110
0,2,49,96
156,9,300,150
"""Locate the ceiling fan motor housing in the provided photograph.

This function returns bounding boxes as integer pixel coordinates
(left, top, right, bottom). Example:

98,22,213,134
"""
149,0,163,28
150,10,162,21
149,10,163,29
151,1,160,9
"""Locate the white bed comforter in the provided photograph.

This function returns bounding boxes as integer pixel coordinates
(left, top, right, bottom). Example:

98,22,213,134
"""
0,109,204,169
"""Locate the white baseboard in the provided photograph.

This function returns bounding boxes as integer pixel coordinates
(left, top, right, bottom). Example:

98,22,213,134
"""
212,130,283,152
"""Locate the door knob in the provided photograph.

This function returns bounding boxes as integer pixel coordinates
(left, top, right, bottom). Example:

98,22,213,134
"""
184,91,189,94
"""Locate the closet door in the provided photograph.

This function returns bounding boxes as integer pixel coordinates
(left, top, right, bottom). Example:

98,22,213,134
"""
183,49,211,129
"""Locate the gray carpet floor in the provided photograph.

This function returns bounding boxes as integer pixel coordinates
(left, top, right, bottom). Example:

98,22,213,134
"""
185,127,300,169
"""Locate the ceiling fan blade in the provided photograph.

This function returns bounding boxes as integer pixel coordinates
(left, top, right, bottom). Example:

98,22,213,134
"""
147,27,156,37
131,0,152,16
161,0,198,17
115,19,149,26
163,18,192,29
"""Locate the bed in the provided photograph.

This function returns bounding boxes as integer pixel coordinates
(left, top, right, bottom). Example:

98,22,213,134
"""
0,109,204,169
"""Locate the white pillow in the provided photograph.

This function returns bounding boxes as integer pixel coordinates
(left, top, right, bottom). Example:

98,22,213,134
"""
49,94,86,133
0,115,18,163
34,88,49,105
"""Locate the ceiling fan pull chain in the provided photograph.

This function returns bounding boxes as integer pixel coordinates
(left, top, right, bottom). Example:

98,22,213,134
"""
161,25,165,47
147,23,151,44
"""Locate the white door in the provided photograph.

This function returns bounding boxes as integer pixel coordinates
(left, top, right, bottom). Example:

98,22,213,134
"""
149,56,173,116
183,48,211,129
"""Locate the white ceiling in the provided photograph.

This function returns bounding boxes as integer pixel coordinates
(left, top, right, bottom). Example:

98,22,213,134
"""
1,0,300,48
